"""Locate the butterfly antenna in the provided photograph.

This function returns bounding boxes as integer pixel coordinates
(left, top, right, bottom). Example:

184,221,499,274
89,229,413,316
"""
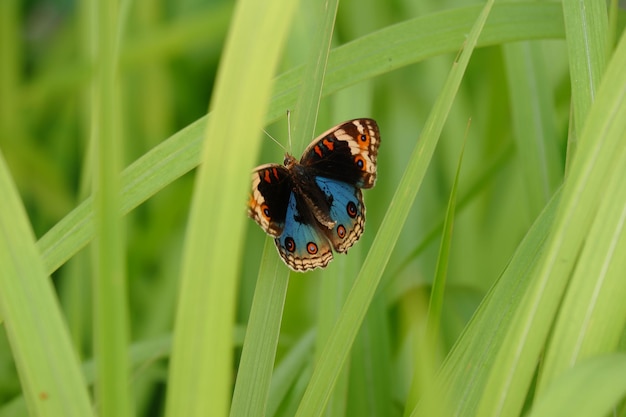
286,109,293,152
262,128,288,153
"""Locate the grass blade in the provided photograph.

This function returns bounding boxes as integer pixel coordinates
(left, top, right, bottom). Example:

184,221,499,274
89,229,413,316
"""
229,240,289,417
37,3,566,277
562,0,608,138
537,63,626,394
0,151,93,415
294,1,495,415
503,42,562,217
529,355,626,417
476,28,626,417
410,190,562,417
290,0,339,149
231,0,339,414
164,0,298,415
90,0,132,414
405,130,468,416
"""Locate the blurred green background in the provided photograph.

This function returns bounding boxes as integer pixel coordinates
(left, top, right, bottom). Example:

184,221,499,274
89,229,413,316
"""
2,0,626,415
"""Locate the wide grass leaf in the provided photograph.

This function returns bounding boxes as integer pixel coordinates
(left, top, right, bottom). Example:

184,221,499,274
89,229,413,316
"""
294,1,495,415
37,2,565,276
0,151,93,416
476,28,626,417
164,0,297,415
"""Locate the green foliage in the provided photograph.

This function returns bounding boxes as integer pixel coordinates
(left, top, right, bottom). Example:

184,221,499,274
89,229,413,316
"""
1,1,626,417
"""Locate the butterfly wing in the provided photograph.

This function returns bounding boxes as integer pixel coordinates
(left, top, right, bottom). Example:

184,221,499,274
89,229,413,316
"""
250,118,380,272
275,192,333,271
248,164,291,237
300,118,380,189
315,176,365,253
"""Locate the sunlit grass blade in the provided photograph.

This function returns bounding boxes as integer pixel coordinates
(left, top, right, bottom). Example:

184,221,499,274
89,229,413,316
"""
528,355,626,417
37,2,565,277
346,294,395,416
315,94,377,416
562,0,608,138
410,189,562,417
0,0,20,143
294,1,495,415
1,327,248,416
229,239,289,417
290,0,339,149
230,0,339,414
22,2,563,115
164,0,298,415
404,128,467,417
0,151,93,415
503,42,562,217
90,0,132,414
22,3,234,111
385,142,514,284
475,29,626,417
428,132,466,342
267,331,316,417
537,82,626,394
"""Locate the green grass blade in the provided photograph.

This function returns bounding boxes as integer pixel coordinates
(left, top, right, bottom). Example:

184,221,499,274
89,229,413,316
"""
428,135,466,341
503,42,562,217
294,2,495,415
164,0,297,415
37,2,565,277
0,0,20,143
267,331,316,417
24,2,561,114
562,0,608,138
346,294,395,417
410,190,562,417
537,70,626,394
529,355,626,417
229,240,289,417
385,142,514,283
1,327,248,416
405,132,467,416
90,0,132,414
290,0,339,149
0,151,93,416
475,29,626,417
231,1,339,414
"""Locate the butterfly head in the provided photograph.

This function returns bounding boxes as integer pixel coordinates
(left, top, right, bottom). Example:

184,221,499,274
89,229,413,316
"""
283,154,297,168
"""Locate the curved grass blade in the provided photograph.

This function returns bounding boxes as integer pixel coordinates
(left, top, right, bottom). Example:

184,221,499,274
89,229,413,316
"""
475,28,626,417
529,355,626,417
164,0,298,415
37,3,565,276
294,1,495,415
231,0,339,414
404,128,468,416
0,151,94,416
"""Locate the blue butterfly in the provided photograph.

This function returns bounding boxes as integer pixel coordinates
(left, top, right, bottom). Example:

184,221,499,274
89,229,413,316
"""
248,119,381,272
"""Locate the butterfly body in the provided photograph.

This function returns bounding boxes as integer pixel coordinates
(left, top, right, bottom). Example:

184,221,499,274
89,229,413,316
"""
248,118,380,272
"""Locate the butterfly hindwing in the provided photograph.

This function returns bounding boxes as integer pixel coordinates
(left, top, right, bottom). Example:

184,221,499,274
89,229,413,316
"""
315,176,365,253
300,118,380,189
248,164,291,237
275,192,333,271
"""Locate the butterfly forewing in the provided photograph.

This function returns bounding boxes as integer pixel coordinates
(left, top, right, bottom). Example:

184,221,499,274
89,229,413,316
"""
248,164,291,237
300,118,380,188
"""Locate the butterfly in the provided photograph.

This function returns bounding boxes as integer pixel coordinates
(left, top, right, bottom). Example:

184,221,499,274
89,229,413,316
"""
248,118,380,272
